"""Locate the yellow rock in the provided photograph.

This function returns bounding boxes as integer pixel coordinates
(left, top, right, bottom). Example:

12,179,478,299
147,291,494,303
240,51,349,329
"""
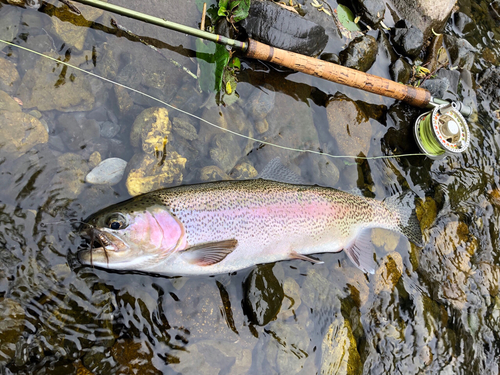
88,151,101,169
374,252,404,294
199,165,230,182
320,317,361,375
231,162,258,180
125,151,186,196
416,196,437,232
130,107,171,154
371,228,400,252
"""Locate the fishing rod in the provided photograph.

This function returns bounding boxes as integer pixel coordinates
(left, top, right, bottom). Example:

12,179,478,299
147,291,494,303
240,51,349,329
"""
67,0,472,158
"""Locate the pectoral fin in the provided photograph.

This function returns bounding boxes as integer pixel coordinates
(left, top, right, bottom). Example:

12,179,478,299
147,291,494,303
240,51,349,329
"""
180,239,238,266
344,230,376,274
290,251,324,264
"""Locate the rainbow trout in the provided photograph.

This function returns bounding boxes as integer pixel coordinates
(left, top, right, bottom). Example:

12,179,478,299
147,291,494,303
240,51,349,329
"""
78,179,422,275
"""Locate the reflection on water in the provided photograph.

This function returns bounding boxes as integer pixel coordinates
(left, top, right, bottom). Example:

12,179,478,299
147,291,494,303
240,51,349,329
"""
0,0,499,373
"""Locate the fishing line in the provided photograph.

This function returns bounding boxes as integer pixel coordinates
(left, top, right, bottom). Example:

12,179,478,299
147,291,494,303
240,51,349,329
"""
0,39,431,160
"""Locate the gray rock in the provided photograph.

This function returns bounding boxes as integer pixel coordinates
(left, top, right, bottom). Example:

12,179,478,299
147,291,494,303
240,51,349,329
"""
247,84,276,121
85,157,127,185
444,35,477,70
453,12,475,34
390,0,456,38
0,6,21,48
0,57,20,94
420,77,449,98
390,57,411,84
56,113,100,152
326,95,372,157
353,0,386,26
100,121,120,138
392,20,424,58
172,116,198,141
339,35,378,72
436,69,460,94
209,133,242,173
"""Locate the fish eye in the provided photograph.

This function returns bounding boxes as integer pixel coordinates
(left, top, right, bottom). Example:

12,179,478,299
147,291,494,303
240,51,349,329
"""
106,213,128,230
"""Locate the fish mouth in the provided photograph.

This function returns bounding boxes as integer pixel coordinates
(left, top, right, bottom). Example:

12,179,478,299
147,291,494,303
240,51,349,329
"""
79,227,129,266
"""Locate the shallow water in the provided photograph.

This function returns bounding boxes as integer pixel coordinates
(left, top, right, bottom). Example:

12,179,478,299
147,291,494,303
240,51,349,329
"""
0,0,499,374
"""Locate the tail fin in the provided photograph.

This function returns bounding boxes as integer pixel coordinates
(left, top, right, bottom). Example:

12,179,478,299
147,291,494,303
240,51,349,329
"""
384,191,423,247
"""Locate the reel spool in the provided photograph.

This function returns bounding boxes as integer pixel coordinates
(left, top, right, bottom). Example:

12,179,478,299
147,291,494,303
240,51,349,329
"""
414,102,470,159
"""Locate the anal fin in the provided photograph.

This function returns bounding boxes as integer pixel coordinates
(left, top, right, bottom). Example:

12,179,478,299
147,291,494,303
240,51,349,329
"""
290,251,324,264
180,239,238,266
344,230,376,274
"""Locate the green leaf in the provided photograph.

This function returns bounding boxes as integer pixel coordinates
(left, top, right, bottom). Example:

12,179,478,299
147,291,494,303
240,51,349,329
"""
195,39,216,92
214,44,230,92
195,39,230,92
228,57,240,69
336,5,361,32
230,0,250,22
218,0,230,16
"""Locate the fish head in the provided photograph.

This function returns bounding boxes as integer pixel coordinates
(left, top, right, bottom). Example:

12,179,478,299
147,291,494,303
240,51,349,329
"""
78,198,184,270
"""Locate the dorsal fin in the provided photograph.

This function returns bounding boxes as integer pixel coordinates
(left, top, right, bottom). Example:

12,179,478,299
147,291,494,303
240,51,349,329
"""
258,157,306,185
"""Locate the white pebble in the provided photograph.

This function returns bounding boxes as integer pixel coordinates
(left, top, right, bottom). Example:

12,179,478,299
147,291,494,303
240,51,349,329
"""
85,157,127,185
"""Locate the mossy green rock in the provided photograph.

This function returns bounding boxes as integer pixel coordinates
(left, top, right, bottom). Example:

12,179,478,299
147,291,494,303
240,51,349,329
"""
321,316,362,375
0,298,25,365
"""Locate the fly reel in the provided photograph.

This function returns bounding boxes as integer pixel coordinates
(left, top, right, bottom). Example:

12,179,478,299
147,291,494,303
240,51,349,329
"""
414,102,471,159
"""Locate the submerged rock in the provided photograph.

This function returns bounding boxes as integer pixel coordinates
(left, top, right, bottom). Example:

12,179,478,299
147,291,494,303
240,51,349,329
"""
17,53,94,111
209,133,243,173
0,111,48,157
374,252,404,294
352,0,386,26
0,58,20,94
444,35,477,70
265,321,310,374
391,20,424,59
199,165,230,182
230,162,258,180
321,315,361,375
390,0,456,38
50,153,90,200
243,264,284,326
57,113,100,152
247,84,276,121
0,6,21,49
130,107,172,154
390,58,411,84
172,116,198,141
50,2,104,50
0,90,22,112
240,0,328,56
125,151,186,196
339,35,378,72
326,95,372,157
85,157,127,185
0,298,25,366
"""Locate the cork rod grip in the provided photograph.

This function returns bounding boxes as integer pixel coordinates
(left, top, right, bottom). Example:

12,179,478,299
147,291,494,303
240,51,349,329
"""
245,39,431,108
